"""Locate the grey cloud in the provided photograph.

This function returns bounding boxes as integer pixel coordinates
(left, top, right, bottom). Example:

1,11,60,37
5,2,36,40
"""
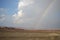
0,0,60,30
17,0,60,30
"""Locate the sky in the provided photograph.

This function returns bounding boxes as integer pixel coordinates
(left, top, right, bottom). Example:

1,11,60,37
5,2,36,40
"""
0,0,60,30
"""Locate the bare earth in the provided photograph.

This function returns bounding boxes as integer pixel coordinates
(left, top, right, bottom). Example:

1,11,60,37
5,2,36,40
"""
0,27,60,40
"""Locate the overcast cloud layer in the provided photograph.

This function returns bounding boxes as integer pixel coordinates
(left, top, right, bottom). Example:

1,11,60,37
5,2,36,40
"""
0,0,60,30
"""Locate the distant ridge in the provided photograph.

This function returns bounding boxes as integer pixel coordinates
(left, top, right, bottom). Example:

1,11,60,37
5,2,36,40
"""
0,26,24,32
0,26,60,33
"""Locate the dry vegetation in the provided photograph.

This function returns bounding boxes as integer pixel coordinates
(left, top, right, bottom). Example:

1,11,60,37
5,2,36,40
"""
0,26,60,40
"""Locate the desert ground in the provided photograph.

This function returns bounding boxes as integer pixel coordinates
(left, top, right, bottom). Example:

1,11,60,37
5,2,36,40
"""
0,27,60,40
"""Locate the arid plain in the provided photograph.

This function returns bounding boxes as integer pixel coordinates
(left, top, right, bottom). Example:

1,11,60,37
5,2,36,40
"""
0,27,60,40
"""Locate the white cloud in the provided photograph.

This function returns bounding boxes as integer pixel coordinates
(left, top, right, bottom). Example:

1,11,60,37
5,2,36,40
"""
0,15,5,22
13,19,24,24
18,0,34,9
0,8,5,11
12,0,34,24
18,10,23,17
13,10,23,17
11,0,60,30
12,10,24,24
0,8,8,22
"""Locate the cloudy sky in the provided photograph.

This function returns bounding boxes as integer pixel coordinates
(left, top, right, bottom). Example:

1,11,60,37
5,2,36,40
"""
0,0,60,30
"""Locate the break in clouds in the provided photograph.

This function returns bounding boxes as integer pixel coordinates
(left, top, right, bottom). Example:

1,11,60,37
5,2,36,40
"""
0,0,60,30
